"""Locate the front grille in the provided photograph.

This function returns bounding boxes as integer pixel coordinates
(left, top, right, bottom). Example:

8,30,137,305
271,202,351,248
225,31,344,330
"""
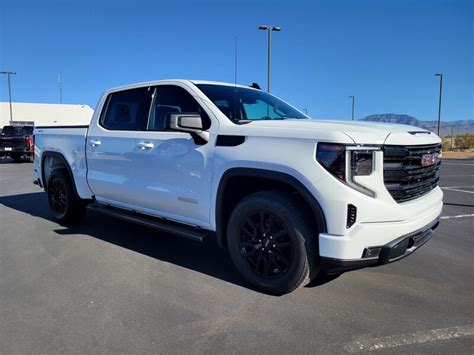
383,144,441,203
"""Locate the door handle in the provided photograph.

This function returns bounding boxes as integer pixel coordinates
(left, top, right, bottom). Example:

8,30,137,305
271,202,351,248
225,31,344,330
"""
137,141,154,150
90,139,101,147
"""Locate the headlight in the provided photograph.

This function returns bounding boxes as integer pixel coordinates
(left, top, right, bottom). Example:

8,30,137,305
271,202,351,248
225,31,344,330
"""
316,143,346,181
317,143,380,197
351,151,373,176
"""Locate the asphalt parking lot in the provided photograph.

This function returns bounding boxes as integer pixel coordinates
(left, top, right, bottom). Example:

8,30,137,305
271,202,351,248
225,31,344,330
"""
0,158,473,354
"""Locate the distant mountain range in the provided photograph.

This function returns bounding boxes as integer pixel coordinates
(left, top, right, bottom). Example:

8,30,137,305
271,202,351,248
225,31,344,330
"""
360,114,474,136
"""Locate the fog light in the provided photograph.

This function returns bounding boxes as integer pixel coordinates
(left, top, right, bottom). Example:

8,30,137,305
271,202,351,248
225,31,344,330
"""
363,247,382,258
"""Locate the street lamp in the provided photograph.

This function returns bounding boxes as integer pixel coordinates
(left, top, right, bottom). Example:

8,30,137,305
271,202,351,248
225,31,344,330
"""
258,25,281,93
349,96,355,121
435,73,443,136
0,71,16,124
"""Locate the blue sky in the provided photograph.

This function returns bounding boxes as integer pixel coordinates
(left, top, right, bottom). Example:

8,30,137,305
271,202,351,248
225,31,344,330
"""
0,0,472,121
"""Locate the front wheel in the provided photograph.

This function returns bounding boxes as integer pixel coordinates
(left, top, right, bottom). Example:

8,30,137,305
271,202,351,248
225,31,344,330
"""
227,191,320,295
47,169,85,224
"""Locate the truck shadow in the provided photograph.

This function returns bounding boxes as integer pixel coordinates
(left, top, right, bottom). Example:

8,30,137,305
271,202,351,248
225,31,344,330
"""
0,192,336,293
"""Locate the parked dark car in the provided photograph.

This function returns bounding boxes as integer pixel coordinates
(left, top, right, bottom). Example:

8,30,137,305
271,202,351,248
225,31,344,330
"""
0,125,34,162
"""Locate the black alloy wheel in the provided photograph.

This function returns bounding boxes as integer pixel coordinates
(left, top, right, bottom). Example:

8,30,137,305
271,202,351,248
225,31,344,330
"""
239,211,294,278
47,169,86,224
227,191,319,295
48,176,68,218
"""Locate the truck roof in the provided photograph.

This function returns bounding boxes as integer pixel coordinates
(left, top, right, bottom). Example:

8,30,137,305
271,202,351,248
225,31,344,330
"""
105,79,259,94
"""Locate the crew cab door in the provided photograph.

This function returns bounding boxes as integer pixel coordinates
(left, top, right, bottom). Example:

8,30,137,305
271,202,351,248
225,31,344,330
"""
86,86,153,209
86,84,216,227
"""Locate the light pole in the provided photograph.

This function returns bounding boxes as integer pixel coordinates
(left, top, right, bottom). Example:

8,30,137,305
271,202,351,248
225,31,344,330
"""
435,73,443,136
349,96,355,120
258,25,281,93
450,125,454,150
0,71,16,123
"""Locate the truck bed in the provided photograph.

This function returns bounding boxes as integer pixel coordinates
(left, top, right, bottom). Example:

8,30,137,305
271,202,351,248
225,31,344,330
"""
34,125,92,199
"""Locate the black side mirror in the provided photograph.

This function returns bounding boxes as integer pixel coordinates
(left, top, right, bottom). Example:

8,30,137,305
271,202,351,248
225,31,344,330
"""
169,113,203,131
168,113,209,144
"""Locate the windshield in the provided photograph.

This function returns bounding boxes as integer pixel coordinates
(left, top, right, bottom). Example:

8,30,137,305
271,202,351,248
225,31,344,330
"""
196,84,307,122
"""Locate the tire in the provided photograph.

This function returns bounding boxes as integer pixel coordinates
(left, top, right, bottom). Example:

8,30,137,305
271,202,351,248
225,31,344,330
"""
227,191,320,295
28,154,34,163
47,169,85,224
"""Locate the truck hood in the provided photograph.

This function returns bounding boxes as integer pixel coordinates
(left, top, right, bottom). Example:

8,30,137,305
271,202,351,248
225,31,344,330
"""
241,119,441,145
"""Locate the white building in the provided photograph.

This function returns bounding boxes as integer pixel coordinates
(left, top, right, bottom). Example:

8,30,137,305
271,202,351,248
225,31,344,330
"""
0,102,94,128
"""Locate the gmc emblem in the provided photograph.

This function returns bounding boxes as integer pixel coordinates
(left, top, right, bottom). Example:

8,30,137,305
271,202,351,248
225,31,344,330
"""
421,153,439,167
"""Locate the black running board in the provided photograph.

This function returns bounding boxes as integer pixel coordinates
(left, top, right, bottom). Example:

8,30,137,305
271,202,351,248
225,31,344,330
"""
86,203,208,242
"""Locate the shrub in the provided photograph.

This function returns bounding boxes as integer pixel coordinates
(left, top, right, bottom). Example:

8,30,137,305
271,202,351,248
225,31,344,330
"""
455,134,474,149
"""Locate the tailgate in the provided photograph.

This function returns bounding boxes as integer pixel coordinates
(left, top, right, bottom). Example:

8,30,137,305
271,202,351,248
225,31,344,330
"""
0,136,25,147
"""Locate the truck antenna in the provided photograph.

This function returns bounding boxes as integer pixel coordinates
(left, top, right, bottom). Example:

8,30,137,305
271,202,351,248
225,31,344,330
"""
233,35,238,120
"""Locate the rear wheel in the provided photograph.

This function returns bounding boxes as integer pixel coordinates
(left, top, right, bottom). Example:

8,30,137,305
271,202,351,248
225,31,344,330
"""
47,169,85,224
227,191,319,295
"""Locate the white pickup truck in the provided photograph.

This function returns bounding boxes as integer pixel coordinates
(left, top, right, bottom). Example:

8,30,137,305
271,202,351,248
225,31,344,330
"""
34,80,443,294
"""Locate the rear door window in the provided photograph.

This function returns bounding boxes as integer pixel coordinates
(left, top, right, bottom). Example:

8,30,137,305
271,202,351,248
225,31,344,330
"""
101,87,154,131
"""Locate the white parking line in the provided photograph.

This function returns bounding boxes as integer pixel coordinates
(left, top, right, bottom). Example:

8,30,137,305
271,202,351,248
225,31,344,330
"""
441,214,474,220
343,325,474,353
441,187,474,194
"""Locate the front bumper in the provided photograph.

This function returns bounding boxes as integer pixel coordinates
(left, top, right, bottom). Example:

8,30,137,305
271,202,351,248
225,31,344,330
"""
318,186,443,259
321,215,440,274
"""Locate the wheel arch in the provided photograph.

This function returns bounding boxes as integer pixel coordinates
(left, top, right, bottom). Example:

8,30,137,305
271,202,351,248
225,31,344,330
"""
215,168,327,248
41,151,81,199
